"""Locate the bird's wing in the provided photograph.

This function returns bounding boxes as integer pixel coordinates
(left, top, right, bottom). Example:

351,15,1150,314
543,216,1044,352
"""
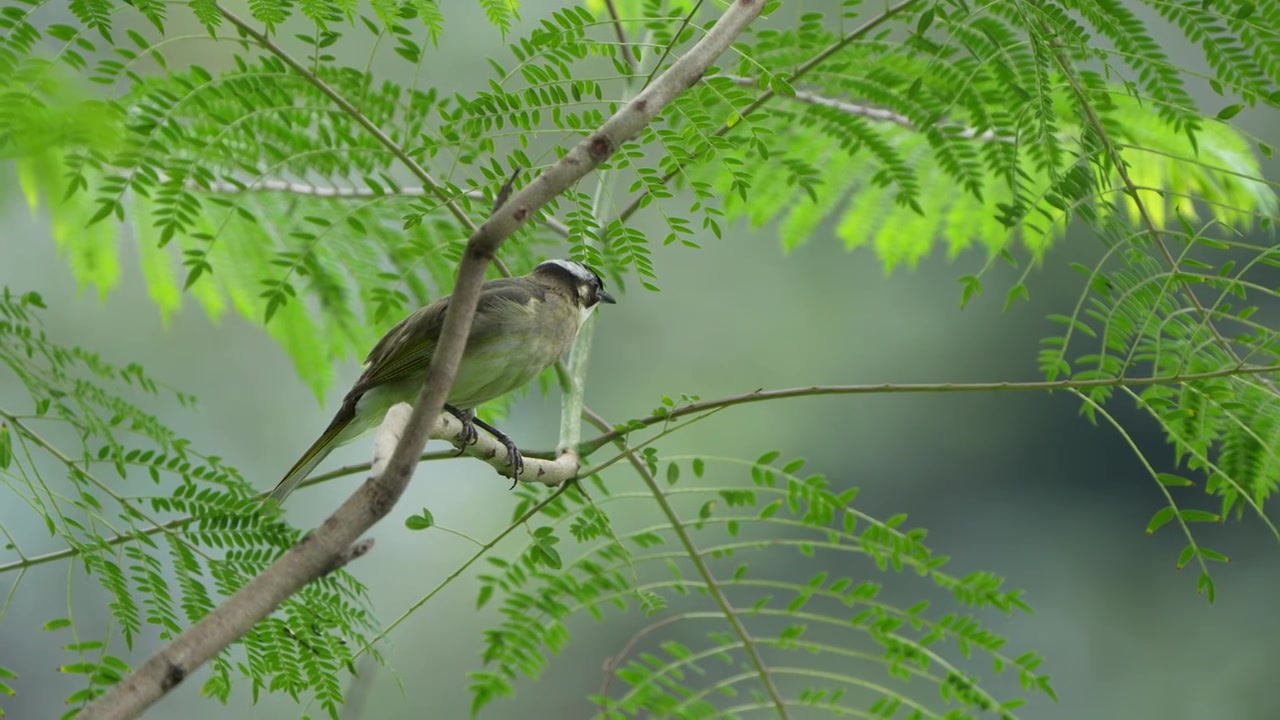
347,279,538,401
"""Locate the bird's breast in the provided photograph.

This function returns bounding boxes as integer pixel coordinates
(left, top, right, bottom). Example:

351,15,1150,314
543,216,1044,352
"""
447,295,581,409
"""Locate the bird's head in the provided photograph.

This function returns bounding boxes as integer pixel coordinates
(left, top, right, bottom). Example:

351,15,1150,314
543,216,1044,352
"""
533,259,617,313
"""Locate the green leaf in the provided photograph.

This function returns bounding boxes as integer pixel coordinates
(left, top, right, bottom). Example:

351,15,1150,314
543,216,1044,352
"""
755,450,780,466
1146,507,1175,534
1176,544,1196,569
1003,283,1030,310
405,508,435,530
1197,571,1216,603
958,275,982,308
915,7,934,34
132,197,184,322
1156,473,1192,487
1216,104,1243,120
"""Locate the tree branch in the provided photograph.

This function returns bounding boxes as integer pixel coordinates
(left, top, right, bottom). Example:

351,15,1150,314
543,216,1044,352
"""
602,0,638,75
76,1,765,716
0,412,539,578
577,363,1280,456
216,7,482,238
16,361,1272,581
715,74,1014,142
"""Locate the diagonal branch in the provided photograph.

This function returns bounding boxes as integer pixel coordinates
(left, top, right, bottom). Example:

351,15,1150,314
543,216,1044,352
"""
602,0,638,75
216,7,480,237
75,1,766,716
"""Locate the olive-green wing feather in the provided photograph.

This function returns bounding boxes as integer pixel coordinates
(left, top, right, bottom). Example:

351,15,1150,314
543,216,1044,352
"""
347,297,448,399
347,279,540,399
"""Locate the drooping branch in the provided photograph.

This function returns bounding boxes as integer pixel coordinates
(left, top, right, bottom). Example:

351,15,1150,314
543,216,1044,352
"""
75,0,765,716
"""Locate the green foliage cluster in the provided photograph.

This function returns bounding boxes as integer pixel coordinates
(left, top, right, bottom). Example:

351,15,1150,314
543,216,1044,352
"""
1,0,1279,717
0,290,378,717
472,452,1053,718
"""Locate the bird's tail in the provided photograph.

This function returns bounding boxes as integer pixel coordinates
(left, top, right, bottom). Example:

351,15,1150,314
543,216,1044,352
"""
266,415,351,506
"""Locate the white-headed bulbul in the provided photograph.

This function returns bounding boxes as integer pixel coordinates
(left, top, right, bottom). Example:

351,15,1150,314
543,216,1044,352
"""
267,259,615,505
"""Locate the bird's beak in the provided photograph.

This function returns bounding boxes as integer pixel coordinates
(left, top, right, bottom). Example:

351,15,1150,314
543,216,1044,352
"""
599,291,617,305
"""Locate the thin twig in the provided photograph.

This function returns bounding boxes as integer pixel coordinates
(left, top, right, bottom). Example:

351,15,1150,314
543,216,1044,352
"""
715,74,1014,142
578,363,1280,455
602,0,638,74
217,8,476,236
76,1,766,716
10,362,1274,578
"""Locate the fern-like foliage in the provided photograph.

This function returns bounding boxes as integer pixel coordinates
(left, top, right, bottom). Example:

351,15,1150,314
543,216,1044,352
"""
1037,213,1280,599
667,4,1277,273
5,0,1276,394
0,289,378,717
3,1,568,398
3,0,1280,716
469,450,1053,719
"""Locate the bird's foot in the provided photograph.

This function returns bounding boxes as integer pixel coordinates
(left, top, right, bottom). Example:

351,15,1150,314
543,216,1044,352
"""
445,405,479,455
471,416,524,488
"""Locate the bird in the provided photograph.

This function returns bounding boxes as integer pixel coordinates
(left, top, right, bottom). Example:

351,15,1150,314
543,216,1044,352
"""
266,259,616,505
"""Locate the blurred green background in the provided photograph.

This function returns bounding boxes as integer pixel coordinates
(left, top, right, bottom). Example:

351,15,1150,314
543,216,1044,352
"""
3,0,1280,718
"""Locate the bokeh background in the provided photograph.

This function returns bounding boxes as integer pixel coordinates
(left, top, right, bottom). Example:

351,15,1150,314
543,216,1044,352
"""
2,1,1279,718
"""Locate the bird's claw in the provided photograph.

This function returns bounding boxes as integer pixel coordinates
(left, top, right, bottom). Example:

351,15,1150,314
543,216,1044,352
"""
502,438,524,490
451,409,523,489
446,405,479,455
